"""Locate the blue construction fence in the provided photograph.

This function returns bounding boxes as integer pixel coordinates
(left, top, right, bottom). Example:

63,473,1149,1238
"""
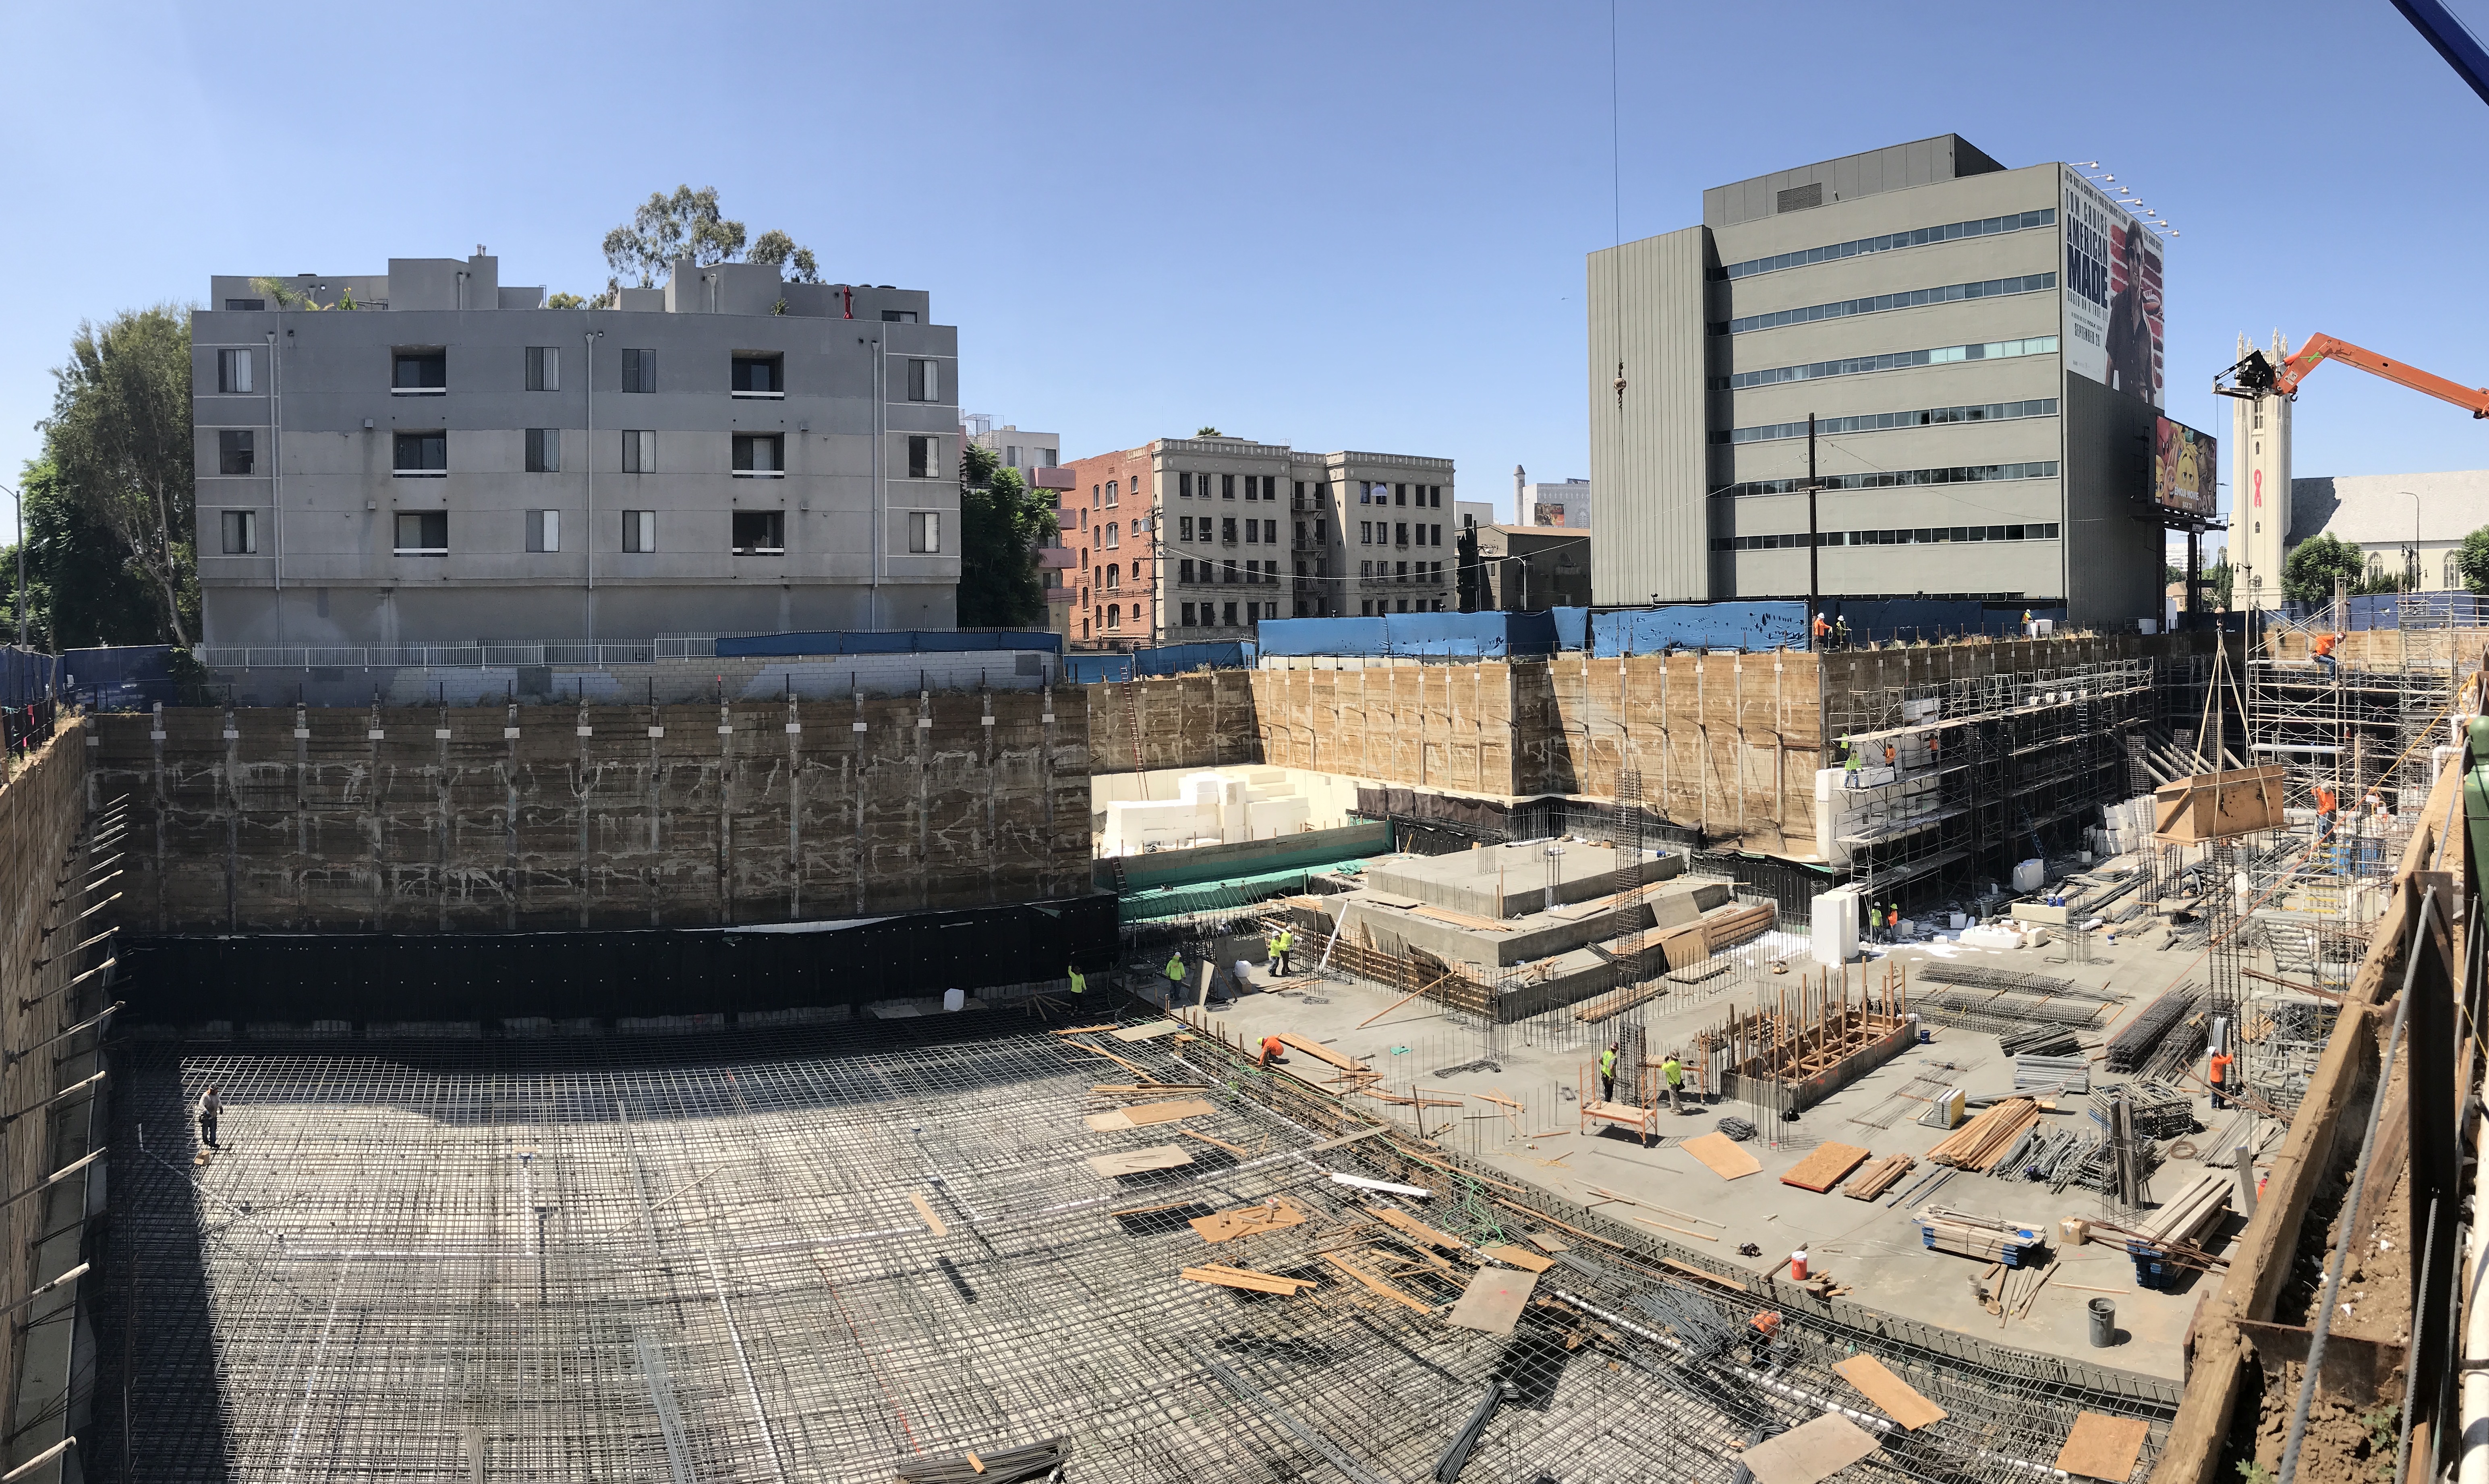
715,629,1062,658
2275,592,2489,631
62,644,174,710
0,647,61,710
1256,611,1560,658
1248,602,2067,660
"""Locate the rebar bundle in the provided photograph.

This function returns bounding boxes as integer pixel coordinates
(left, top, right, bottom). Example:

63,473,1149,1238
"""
2104,991,2197,1073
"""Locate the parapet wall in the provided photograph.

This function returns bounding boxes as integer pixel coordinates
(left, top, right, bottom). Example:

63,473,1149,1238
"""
92,689,1093,933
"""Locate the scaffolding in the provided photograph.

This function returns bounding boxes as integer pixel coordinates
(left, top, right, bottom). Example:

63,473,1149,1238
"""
97,1016,2177,1484
1825,659,2156,905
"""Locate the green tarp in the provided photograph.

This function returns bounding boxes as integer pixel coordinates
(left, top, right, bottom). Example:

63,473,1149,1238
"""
1118,858,1368,922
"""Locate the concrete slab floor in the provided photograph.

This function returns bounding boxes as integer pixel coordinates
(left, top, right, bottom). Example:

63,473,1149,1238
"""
1172,919,2253,1382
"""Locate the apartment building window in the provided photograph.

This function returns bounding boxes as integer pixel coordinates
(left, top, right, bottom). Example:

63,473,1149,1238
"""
1295,521,1307,544
1315,520,1326,543
622,431,656,473
1182,602,1197,626
525,428,561,474
393,431,448,475
622,349,657,393
1360,561,1373,580
1104,523,1119,549
1221,474,1235,499
732,510,786,554
392,351,446,393
1179,517,1194,541
1396,561,1409,581
1361,599,1374,615
216,348,254,394
732,433,785,475
906,358,941,402
217,430,255,476
908,511,941,553
881,309,918,323
1221,560,1239,584
623,510,656,553
1262,519,1276,543
732,355,783,395
1105,480,1119,507
394,511,448,554
908,435,938,479
1105,563,1120,590
223,297,265,311
1360,521,1373,544
219,510,257,555
526,346,561,391
525,509,561,553
1395,522,1408,546
1243,521,1258,546
1215,517,1233,544
1222,602,1237,626
1178,559,1194,583
1105,604,1121,631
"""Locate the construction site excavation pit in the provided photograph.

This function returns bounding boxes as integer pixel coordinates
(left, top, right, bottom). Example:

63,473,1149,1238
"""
99,1013,2179,1483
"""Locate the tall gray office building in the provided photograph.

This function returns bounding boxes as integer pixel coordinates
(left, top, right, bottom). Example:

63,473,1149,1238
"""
1590,136,2194,628
193,253,958,648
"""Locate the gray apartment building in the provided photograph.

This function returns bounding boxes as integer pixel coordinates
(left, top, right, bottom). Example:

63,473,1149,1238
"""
193,252,958,648
1588,136,2179,627
1061,436,1453,646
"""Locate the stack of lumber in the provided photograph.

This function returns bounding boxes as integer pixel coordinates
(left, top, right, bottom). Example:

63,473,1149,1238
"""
1658,901,1777,971
2013,1055,2091,1095
1841,1155,1916,1200
1573,978,1669,1025
1927,1097,2043,1170
2115,1171,2230,1288
1779,1142,1873,1192
1917,1207,2048,1266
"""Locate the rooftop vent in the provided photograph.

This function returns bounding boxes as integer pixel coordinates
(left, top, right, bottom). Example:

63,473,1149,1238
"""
1776,183,1824,213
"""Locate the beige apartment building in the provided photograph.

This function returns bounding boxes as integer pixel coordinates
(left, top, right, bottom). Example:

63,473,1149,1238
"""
1061,435,1455,647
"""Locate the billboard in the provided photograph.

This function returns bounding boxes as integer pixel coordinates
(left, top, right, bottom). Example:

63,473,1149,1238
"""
2060,169,2164,408
2153,417,2218,518
1533,503,1570,526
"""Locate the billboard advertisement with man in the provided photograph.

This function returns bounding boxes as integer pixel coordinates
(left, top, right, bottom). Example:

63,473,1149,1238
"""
2153,416,2218,518
2061,168,2164,408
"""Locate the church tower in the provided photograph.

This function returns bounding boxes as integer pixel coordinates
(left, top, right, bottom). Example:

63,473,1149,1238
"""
2230,331,2294,611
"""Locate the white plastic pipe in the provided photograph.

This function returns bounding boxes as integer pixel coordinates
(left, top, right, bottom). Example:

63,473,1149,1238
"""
2459,1104,2489,1484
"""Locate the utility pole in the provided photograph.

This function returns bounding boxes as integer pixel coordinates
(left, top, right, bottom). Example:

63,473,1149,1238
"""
1805,413,1823,650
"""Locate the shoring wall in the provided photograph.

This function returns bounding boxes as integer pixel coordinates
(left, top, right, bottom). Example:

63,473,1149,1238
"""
1087,635,2213,859
0,722,98,1469
92,689,1092,934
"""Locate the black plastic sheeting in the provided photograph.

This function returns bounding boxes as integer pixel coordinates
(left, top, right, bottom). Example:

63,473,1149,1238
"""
118,896,1119,1024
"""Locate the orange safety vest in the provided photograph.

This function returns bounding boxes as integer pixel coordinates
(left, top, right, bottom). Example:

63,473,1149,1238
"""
2317,788,2338,816
2208,1053,2232,1086
2313,633,2340,657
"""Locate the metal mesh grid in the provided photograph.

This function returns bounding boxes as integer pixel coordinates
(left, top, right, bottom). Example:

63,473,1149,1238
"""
97,1017,2176,1482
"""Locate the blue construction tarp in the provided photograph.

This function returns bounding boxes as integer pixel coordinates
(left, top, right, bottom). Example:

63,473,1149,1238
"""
1256,611,1559,658
2286,592,2489,631
63,644,174,710
0,648,59,710
715,629,1061,658
1134,641,1256,675
1063,654,1134,683
1590,600,2070,655
1550,607,1590,652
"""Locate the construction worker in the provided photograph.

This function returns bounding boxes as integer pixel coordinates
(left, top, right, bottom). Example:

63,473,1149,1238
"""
1812,611,1832,649
2316,785,2340,845
1886,904,1902,941
1164,951,1189,1002
2207,1049,2233,1110
1599,1043,1618,1103
197,1084,223,1151
1835,615,1851,647
2313,630,2342,680
1258,1034,1288,1068
2021,608,2034,634
1662,1052,1685,1113
1842,736,1863,784
1272,926,1295,976
1067,964,1086,997
1883,740,1897,771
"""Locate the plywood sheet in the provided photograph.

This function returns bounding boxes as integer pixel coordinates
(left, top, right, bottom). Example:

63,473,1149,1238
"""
1831,1355,1946,1431
1739,1413,1882,1484
1120,1098,1218,1127
1680,1131,1763,1180
1189,1198,1306,1244
2054,1413,2149,1481
1482,1243,1554,1273
1445,1266,1540,1335
1086,1145,1193,1178
1275,1034,1365,1071
1780,1142,1873,1193
1109,1019,1185,1042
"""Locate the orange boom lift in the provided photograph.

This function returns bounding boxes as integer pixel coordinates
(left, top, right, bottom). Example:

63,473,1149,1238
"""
2214,333,2489,418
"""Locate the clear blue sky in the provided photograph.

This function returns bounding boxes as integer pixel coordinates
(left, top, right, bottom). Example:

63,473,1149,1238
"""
4,0,2485,550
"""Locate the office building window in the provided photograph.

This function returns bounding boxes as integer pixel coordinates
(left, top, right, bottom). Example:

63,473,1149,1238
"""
1395,523,1408,545
1721,206,2056,280
525,509,561,553
1221,474,1235,499
732,355,782,394
1105,563,1119,590
392,352,446,391
623,510,656,553
622,430,655,473
216,348,253,394
1180,472,1196,498
1360,560,1373,579
908,511,941,553
1708,522,2062,552
1106,479,1119,507
908,435,938,479
1221,560,1239,584
526,346,561,391
1180,517,1194,541
1720,460,2058,499
1179,559,1195,583
1394,484,1406,506
881,309,918,323
1362,599,1374,615
1315,520,1326,543
1720,398,2060,445
621,349,657,393
1222,602,1237,627
1730,336,2059,391
907,358,940,402
223,297,265,312
1220,517,1236,543
392,431,448,474
219,509,257,555
1243,521,1258,545
1104,522,1119,549
217,430,255,476
1359,482,1373,504
1182,602,1197,626
1729,272,2056,336
394,511,448,554
1360,521,1373,544
732,510,786,554
1396,561,1409,581
732,433,784,474
525,428,561,473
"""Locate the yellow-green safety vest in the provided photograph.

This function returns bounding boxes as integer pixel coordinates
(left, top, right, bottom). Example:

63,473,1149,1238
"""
1599,1049,1617,1078
1068,968,1086,995
1662,1058,1683,1087
1165,955,1186,982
